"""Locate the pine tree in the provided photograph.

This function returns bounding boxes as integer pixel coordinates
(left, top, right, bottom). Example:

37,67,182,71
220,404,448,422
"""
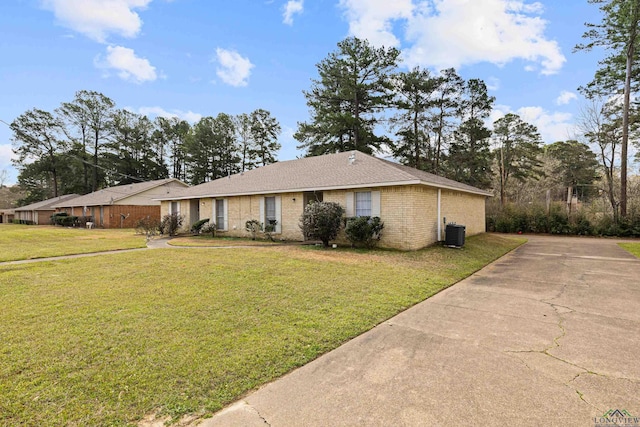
295,37,400,156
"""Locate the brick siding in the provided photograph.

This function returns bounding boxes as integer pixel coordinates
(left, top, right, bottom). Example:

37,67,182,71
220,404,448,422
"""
161,185,487,250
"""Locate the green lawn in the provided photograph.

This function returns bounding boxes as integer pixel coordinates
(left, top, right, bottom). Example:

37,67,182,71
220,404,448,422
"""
0,224,147,261
619,242,640,258
169,235,280,247
0,233,524,426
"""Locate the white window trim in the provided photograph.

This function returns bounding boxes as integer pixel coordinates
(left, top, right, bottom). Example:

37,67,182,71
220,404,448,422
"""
346,190,380,217
213,198,228,231
260,196,282,234
170,201,181,215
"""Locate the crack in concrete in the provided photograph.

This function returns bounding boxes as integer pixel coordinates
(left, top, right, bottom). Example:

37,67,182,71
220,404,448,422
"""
245,401,271,427
235,400,271,427
575,389,601,411
505,350,603,413
547,304,571,351
569,370,640,385
429,301,558,324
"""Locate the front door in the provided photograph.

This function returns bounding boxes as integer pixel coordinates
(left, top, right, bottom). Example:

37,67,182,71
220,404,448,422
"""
190,199,200,227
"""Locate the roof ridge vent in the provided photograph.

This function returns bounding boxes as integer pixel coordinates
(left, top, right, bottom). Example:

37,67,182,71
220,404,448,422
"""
348,152,356,165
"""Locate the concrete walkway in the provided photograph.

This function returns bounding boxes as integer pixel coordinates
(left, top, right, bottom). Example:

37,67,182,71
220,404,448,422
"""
0,237,173,266
200,235,640,427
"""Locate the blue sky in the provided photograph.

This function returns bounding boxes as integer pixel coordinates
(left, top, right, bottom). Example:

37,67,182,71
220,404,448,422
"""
0,0,613,185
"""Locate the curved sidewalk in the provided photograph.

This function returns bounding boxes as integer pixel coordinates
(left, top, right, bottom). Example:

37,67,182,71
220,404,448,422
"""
201,235,640,427
0,237,175,265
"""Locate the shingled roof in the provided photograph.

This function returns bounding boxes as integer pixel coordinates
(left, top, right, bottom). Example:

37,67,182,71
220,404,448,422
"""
159,151,492,201
14,194,80,211
54,178,186,207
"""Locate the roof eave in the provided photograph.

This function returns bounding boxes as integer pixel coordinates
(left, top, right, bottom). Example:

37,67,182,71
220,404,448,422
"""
156,179,492,200
418,181,493,197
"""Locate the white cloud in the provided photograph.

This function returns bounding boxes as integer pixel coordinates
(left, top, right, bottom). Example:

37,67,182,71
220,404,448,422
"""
340,0,565,75
0,144,15,166
137,106,202,123
95,45,158,83
556,90,578,105
283,0,304,25
339,0,413,47
517,106,575,142
41,0,151,43
490,104,576,144
215,48,254,87
486,77,500,91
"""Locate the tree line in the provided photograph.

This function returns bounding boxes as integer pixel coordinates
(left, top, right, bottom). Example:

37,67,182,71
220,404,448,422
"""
575,0,640,220
294,37,601,208
10,90,281,204
12,35,620,218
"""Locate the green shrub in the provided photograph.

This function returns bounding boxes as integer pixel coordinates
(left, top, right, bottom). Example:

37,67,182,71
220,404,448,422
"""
190,218,210,234
299,201,344,247
548,207,570,234
12,219,35,225
159,213,184,236
488,202,640,237
345,216,384,248
570,212,593,236
528,207,549,234
50,212,69,226
51,214,77,227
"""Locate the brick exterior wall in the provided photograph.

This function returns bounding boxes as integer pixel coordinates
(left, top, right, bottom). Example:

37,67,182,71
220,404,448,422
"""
440,190,486,237
37,210,55,225
161,185,487,250
107,205,161,228
59,205,160,228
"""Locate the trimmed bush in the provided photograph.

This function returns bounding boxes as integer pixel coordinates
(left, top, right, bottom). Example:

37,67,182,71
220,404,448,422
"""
50,212,69,226
12,219,35,225
191,218,210,234
50,213,78,227
299,201,344,247
345,216,384,249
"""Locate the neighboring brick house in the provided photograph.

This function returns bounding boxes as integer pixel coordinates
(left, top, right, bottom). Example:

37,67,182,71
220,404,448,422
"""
0,209,15,224
158,151,492,250
54,178,188,229
14,194,80,225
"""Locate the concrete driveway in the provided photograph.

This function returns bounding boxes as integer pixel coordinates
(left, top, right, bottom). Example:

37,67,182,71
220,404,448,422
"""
201,235,640,427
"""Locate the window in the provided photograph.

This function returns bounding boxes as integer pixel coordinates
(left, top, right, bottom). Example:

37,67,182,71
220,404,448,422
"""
216,199,225,230
170,201,180,215
265,196,276,226
355,191,372,217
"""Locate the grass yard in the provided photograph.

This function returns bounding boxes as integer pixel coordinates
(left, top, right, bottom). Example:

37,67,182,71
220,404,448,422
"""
0,233,524,426
169,235,280,247
619,242,640,258
0,224,147,262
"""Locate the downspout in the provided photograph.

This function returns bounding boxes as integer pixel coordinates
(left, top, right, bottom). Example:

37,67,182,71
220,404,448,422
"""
437,188,442,242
